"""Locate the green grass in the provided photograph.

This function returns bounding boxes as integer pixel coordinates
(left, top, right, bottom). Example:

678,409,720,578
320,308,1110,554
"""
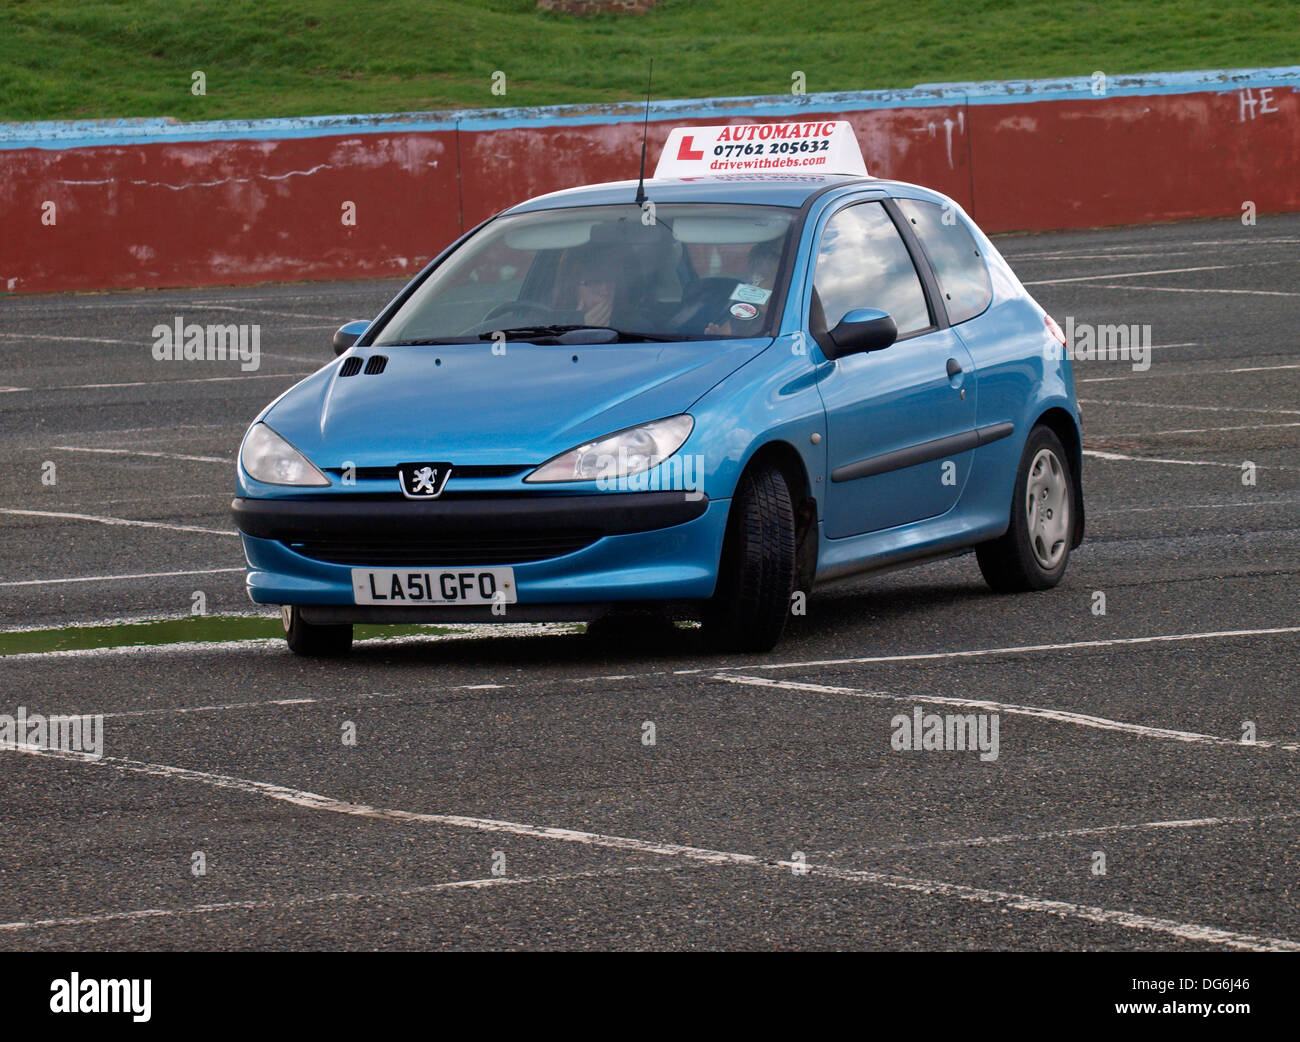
0,0,1295,123
0,615,465,655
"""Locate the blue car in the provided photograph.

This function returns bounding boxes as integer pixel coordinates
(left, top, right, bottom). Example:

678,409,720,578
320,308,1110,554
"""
233,122,1084,656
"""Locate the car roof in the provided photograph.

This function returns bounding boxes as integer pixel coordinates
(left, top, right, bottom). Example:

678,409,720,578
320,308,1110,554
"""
503,174,881,213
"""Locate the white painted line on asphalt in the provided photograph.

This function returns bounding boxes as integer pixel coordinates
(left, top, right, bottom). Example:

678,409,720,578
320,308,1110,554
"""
1086,363,1300,384
53,683,519,721
1116,422,1300,436
1090,283,1300,297
53,445,231,464
0,610,266,633
1100,498,1299,514
1001,238,1300,260
71,423,240,434
1022,265,1229,286
0,331,129,344
1084,449,1228,466
0,372,306,394
9,744,1297,952
694,626,1300,675
1082,449,1296,470
1080,398,1300,416
1010,252,1195,262
0,567,245,588
795,872,1300,953
823,809,1300,860
92,697,317,720
260,352,333,363
1082,363,1300,385
0,863,694,935
0,508,236,537
712,674,1300,753
191,304,339,320
0,624,583,662
1188,237,1300,246
0,639,283,662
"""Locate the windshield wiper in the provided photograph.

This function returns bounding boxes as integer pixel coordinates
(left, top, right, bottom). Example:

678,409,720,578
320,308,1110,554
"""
380,336,478,346
480,325,676,343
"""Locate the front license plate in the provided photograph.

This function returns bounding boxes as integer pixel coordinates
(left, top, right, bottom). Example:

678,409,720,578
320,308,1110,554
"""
351,568,517,606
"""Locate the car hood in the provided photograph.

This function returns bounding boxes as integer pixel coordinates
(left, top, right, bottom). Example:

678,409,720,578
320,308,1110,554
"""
262,339,770,467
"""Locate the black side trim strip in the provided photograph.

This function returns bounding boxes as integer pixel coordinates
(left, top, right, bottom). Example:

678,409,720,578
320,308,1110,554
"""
975,420,1015,447
830,421,1015,483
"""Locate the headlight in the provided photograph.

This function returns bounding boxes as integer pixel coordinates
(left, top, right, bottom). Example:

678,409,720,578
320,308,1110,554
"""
239,423,330,486
525,415,694,483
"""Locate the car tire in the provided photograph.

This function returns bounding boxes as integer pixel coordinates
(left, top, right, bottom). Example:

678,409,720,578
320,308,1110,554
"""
282,605,353,657
703,464,796,652
976,425,1074,593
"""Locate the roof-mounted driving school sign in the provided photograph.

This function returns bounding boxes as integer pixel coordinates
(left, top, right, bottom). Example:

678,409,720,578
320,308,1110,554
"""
654,120,869,179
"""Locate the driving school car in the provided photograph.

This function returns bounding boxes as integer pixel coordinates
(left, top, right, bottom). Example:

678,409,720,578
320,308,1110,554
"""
232,120,1084,656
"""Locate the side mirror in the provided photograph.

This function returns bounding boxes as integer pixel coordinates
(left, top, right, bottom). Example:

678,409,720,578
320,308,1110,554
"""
332,320,369,356
825,308,897,359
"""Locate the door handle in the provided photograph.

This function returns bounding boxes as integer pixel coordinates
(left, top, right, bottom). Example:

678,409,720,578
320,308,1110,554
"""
946,357,963,379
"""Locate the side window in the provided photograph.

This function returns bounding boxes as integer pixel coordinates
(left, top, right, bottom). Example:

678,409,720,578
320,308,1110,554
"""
812,201,931,337
895,198,993,324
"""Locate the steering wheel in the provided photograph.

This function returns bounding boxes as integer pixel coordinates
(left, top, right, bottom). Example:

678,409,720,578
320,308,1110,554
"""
478,300,573,326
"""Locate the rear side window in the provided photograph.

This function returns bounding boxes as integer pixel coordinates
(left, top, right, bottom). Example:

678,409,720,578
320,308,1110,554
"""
895,198,993,324
812,201,931,337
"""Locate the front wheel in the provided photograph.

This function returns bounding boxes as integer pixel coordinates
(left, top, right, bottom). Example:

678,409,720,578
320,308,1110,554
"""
976,426,1074,593
282,605,353,657
702,465,796,652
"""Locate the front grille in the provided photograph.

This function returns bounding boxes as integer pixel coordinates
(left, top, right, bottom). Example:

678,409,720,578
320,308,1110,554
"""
284,532,598,565
323,465,530,481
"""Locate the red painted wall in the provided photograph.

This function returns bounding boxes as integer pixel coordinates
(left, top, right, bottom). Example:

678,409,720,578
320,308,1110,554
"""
2,83,1295,295
4,132,458,294
968,88,1300,229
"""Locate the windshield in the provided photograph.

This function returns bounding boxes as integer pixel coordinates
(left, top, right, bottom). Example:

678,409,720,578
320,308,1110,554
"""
373,202,799,345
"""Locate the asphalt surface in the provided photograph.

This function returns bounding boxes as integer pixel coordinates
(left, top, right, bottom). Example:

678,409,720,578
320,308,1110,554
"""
1,214,1298,951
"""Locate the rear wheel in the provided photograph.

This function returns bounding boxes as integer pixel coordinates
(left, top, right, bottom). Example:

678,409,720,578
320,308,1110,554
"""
976,425,1074,592
282,605,353,657
702,464,796,652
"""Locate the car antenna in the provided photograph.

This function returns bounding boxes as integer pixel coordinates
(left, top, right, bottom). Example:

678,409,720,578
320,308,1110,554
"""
634,59,653,207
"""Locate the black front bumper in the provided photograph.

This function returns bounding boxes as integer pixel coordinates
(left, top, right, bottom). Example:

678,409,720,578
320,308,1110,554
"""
231,491,709,542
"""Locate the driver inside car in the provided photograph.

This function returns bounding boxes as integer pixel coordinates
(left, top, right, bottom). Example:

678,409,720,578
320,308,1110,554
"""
704,238,783,337
564,246,653,331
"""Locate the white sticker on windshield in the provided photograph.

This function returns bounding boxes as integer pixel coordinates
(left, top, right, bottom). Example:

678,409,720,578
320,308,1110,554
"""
730,283,772,305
